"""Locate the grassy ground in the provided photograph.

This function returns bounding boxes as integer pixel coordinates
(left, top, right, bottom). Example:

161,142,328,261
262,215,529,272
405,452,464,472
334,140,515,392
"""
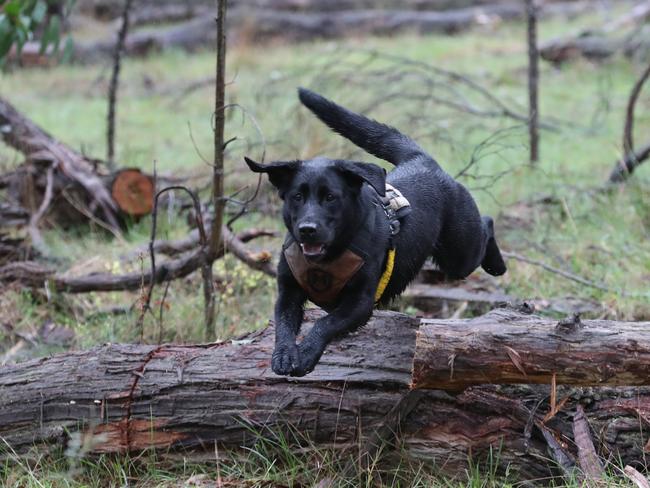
1,8,650,487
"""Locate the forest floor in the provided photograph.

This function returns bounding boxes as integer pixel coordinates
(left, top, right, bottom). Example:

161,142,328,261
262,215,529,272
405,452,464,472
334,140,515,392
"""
1,7,650,487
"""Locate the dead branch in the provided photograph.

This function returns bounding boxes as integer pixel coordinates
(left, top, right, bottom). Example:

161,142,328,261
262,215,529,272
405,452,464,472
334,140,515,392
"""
608,141,650,183
0,224,275,293
502,250,649,299
136,182,211,339
126,226,276,259
26,165,54,256
624,466,650,488
573,404,605,481
608,61,650,183
623,62,650,156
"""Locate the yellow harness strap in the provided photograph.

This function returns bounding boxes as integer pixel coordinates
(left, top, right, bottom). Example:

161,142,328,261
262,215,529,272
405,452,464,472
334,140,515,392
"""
374,248,395,303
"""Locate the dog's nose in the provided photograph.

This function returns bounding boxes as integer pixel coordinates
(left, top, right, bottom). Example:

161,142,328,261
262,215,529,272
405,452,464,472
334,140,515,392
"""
298,222,317,239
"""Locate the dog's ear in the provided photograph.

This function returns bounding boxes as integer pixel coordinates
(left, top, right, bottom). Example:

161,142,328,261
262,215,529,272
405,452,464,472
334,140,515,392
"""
244,157,300,196
335,161,386,197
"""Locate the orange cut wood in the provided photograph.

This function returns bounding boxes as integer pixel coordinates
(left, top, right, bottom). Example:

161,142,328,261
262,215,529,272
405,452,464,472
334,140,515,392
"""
111,169,154,216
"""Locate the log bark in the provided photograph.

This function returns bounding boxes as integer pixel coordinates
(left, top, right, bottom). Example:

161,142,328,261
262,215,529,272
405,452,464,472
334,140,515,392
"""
2,309,650,480
412,309,650,390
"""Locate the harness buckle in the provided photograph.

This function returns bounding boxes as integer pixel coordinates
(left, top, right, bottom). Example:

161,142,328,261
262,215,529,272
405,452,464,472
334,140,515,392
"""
381,197,400,236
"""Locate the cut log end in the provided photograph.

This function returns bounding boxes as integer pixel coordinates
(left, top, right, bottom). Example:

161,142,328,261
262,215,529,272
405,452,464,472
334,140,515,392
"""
111,169,154,217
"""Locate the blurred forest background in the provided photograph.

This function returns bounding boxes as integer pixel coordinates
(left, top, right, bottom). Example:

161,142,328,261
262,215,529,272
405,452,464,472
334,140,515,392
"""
1,0,650,486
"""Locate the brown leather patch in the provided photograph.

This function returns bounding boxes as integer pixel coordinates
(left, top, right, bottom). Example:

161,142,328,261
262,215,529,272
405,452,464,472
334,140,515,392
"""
284,242,365,307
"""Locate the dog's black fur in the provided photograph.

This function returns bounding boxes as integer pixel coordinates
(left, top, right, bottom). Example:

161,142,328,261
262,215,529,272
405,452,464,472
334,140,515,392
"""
245,88,506,377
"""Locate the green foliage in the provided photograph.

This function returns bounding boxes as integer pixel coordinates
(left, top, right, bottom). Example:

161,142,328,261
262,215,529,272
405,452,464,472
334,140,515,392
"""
0,0,75,65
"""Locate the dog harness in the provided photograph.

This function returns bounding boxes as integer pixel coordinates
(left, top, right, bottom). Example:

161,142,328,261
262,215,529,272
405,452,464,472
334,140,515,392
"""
283,183,411,308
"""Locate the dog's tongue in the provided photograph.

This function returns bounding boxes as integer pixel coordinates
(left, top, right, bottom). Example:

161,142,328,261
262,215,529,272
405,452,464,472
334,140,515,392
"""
301,243,323,255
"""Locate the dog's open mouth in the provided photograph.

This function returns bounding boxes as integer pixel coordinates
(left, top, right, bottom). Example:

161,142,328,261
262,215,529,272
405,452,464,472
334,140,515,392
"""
300,243,325,258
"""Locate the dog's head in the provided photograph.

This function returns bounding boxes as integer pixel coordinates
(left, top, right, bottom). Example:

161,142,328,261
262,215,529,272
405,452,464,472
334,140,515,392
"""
245,157,385,262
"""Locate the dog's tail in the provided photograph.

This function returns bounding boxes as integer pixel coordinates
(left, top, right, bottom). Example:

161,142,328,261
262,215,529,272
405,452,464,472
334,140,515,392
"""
298,88,427,166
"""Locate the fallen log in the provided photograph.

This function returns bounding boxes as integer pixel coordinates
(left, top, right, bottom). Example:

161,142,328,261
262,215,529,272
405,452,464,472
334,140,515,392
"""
540,33,650,64
540,3,650,64
0,97,154,229
79,0,579,21
0,96,121,230
1,309,650,480
72,2,592,62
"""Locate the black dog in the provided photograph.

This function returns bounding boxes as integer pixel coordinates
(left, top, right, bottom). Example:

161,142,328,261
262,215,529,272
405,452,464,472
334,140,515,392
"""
245,88,506,377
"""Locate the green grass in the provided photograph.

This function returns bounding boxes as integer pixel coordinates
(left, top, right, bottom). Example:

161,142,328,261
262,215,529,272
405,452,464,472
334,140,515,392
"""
1,432,644,487
1,8,650,486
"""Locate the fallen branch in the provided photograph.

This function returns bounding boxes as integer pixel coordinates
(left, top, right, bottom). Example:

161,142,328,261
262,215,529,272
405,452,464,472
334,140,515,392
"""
573,404,604,482
26,165,54,256
609,61,650,183
608,141,650,183
126,226,276,259
624,466,650,488
0,225,275,293
502,250,648,298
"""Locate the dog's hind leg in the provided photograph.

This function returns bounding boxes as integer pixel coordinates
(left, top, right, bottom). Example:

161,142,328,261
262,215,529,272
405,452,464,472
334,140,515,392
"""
434,216,507,279
480,216,507,276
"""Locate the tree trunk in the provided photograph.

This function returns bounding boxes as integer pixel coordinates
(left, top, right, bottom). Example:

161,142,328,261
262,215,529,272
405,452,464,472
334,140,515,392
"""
1,309,650,480
526,0,540,164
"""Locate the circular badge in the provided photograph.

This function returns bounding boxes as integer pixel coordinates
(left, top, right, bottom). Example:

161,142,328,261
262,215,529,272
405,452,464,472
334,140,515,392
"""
307,269,332,292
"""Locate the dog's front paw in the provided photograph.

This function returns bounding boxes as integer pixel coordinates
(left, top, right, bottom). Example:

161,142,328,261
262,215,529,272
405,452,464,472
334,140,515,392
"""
292,340,324,377
272,343,300,376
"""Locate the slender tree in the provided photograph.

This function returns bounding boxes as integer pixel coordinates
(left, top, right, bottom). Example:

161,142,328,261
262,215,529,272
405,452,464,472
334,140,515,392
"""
106,0,134,169
204,0,228,340
526,0,540,164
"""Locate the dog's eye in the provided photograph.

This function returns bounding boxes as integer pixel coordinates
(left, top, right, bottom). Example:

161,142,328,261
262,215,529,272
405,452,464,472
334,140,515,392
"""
325,193,335,202
293,193,303,202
